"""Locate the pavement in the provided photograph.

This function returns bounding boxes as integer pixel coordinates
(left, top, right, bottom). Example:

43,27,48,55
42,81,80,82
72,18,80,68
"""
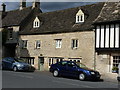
100,73,118,83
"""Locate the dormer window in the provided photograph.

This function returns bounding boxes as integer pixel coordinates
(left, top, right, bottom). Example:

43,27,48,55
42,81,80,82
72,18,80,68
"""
33,17,40,28
76,9,84,23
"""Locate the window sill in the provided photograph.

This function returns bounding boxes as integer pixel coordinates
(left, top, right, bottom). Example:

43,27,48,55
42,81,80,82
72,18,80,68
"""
33,26,40,28
72,47,78,50
35,48,41,49
56,47,61,49
76,21,84,23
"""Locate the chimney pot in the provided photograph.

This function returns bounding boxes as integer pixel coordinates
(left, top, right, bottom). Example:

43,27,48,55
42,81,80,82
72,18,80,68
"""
1,3,6,12
20,0,26,10
32,0,40,9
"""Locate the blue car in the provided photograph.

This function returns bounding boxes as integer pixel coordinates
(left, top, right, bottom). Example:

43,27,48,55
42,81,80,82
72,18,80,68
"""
50,61,101,81
2,57,35,72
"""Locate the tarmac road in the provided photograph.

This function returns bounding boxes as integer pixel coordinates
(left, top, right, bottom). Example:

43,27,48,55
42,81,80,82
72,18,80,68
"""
2,70,119,89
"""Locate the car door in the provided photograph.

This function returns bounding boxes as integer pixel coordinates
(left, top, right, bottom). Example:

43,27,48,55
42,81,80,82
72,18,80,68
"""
58,61,68,76
3,58,14,69
66,62,78,77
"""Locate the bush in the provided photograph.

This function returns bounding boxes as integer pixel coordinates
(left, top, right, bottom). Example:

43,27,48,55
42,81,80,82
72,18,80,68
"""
112,66,119,73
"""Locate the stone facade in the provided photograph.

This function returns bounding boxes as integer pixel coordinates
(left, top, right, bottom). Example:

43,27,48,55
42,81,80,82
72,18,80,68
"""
96,52,120,74
17,31,95,71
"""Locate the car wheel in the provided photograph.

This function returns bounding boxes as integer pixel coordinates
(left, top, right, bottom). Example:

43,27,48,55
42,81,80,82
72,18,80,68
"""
79,73,86,81
13,66,18,72
53,70,59,77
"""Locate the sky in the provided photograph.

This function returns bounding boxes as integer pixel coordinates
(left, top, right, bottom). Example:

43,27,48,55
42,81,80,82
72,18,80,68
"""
1,2,96,12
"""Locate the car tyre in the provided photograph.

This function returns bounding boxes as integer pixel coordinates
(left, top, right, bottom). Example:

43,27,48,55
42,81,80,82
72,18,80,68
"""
53,70,59,77
79,73,86,81
13,66,18,72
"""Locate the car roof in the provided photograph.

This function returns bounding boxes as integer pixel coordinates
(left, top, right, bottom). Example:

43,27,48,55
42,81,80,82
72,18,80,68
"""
3,57,14,60
61,61,75,63
3,57,15,60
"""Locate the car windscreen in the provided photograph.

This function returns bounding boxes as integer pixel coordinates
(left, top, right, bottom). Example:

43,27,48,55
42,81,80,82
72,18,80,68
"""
76,63,88,68
14,58,27,63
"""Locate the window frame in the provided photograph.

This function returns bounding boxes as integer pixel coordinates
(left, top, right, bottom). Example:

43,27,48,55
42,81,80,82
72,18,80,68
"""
8,28,13,40
35,40,41,49
76,15,84,23
33,17,40,28
55,39,62,48
22,40,28,49
113,56,120,67
71,39,79,49
34,21,40,28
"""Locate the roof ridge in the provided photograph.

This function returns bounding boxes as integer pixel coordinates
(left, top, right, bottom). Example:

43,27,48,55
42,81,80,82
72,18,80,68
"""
6,6,32,13
37,2,103,15
93,2,106,23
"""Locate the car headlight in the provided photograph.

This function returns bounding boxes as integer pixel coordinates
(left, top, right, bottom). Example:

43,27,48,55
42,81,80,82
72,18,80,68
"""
17,64,24,67
91,72,95,74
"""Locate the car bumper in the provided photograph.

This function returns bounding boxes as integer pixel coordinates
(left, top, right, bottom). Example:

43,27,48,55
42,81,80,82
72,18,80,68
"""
18,66,35,71
49,68,53,72
117,76,120,81
86,74,101,80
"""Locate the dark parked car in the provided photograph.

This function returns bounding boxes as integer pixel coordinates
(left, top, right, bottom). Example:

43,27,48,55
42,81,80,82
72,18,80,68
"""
117,76,120,81
2,57,35,72
50,61,101,81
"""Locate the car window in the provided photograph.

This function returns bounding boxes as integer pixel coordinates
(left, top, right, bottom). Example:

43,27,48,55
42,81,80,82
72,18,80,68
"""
76,63,87,68
14,58,27,63
68,62,76,67
3,58,14,62
61,61,67,66
8,58,14,61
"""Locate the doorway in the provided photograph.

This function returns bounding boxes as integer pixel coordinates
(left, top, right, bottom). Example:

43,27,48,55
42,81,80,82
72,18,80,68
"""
38,57,44,71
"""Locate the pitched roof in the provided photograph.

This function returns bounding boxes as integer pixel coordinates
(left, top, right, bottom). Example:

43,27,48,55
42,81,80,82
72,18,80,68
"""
19,2,104,35
1,7,42,27
94,2,120,24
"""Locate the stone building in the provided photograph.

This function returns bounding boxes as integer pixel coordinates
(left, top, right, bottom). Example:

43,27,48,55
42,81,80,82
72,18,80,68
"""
1,0,42,57
18,2,104,71
94,2,120,74
1,0,120,75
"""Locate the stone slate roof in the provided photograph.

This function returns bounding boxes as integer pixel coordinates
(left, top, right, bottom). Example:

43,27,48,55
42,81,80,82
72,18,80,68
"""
1,7,42,27
94,2,120,24
19,2,104,35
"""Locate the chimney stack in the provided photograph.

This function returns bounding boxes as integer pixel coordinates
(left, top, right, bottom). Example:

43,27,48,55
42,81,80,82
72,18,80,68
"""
32,0,40,9
1,3,6,12
20,0,26,10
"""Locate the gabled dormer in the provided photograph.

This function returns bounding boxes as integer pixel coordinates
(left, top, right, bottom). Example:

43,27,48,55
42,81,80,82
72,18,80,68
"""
33,17,40,28
76,9,84,23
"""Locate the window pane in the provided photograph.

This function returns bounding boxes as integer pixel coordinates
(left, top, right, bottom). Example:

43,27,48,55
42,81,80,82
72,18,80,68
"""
36,40,40,48
81,15,83,21
77,16,79,21
9,29,13,39
55,39,62,48
72,39,78,48
76,40,78,47
113,56,120,71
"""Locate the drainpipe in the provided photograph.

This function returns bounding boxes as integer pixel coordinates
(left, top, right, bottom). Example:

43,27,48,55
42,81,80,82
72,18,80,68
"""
93,28,96,70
